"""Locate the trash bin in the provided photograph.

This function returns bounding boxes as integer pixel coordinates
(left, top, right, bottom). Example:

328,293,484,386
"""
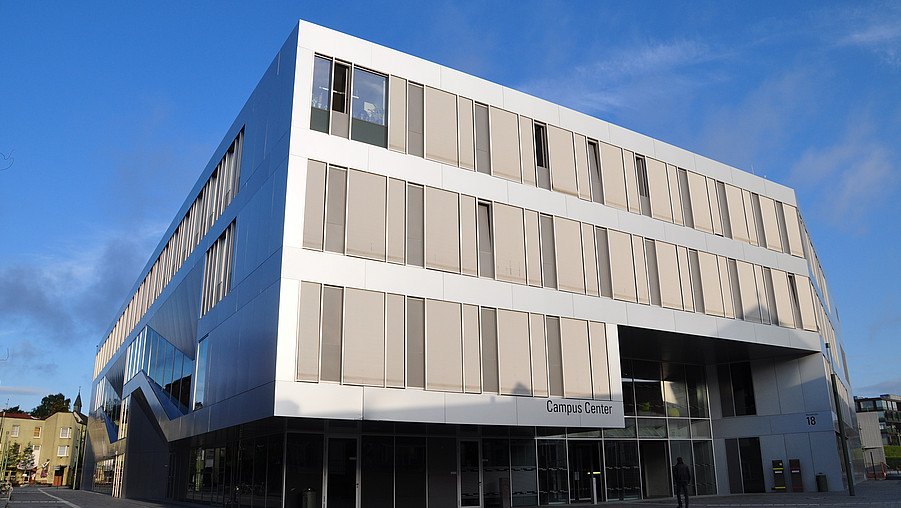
815,473,828,492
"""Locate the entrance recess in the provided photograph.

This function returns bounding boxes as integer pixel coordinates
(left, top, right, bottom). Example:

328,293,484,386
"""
326,437,358,508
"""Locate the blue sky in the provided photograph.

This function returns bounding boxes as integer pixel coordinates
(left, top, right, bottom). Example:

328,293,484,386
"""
1,1,899,411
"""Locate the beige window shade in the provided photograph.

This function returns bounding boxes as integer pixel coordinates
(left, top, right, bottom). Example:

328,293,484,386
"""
646,158,672,222
632,234,650,305
530,313,549,397
407,184,424,267
655,241,682,310
548,125,579,196
554,217,586,294
407,297,425,388
539,215,557,289
698,251,725,317
481,308,499,393
797,275,818,331
302,160,327,250
458,97,475,170
493,203,526,284
736,261,759,322
460,195,478,276
388,76,407,152
524,210,542,287
688,250,705,312
677,169,694,227
667,164,684,225
425,299,463,392
346,170,387,260
623,150,641,214
343,288,385,386
462,304,481,393
782,203,804,257
728,259,743,319
424,86,458,165
608,229,637,302
687,171,713,233
296,281,321,381
478,202,495,278
386,293,405,387
742,190,760,247
546,317,563,397
595,227,613,298
754,265,772,324
519,116,536,186
560,318,593,398
582,223,599,297
725,184,750,243
387,178,406,264
407,83,424,157
588,321,610,399
706,178,723,235
425,187,461,272
759,195,783,251
771,269,795,327
574,134,592,200
677,246,694,312
600,142,628,210
718,256,735,318
475,104,490,174
324,166,347,253
645,239,661,306
320,286,344,382
497,309,532,395
489,107,522,182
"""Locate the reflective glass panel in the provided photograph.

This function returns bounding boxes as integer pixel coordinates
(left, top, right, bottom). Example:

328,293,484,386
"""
351,69,386,125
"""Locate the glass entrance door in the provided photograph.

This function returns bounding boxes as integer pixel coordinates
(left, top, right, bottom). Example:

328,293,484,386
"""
459,440,481,507
568,441,603,503
326,437,358,508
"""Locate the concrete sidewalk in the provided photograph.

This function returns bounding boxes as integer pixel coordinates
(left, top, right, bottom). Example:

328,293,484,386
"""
602,479,901,507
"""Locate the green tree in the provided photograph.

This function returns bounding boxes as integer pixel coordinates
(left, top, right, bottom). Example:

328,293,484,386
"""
30,393,70,420
0,405,21,414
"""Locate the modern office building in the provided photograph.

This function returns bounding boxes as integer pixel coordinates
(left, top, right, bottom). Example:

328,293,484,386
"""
84,20,861,506
855,394,901,446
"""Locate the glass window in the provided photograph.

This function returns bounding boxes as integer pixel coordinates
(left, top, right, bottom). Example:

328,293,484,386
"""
475,103,490,174
10,425,18,438
539,214,557,289
193,337,210,410
406,184,424,267
320,286,344,383
481,308,499,393
351,69,386,125
34,427,41,438
58,445,69,457
311,56,331,110
731,362,756,416
60,427,71,439
331,62,349,114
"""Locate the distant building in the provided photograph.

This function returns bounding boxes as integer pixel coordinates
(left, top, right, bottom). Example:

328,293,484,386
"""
855,394,901,446
85,19,859,506
0,405,85,487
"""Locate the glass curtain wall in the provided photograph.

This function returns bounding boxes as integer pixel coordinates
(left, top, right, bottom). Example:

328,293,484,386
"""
176,358,712,506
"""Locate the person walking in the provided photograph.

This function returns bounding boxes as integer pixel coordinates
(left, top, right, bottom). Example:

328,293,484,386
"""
673,456,691,508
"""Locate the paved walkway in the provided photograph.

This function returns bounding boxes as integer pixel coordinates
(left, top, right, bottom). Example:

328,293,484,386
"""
602,479,901,507
4,481,901,507
4,484,181,508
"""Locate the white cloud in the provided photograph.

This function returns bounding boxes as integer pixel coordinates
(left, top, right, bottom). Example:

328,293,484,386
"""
826,3,901,69
518,39,721,117
789,118,898,231
0,386,51,396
